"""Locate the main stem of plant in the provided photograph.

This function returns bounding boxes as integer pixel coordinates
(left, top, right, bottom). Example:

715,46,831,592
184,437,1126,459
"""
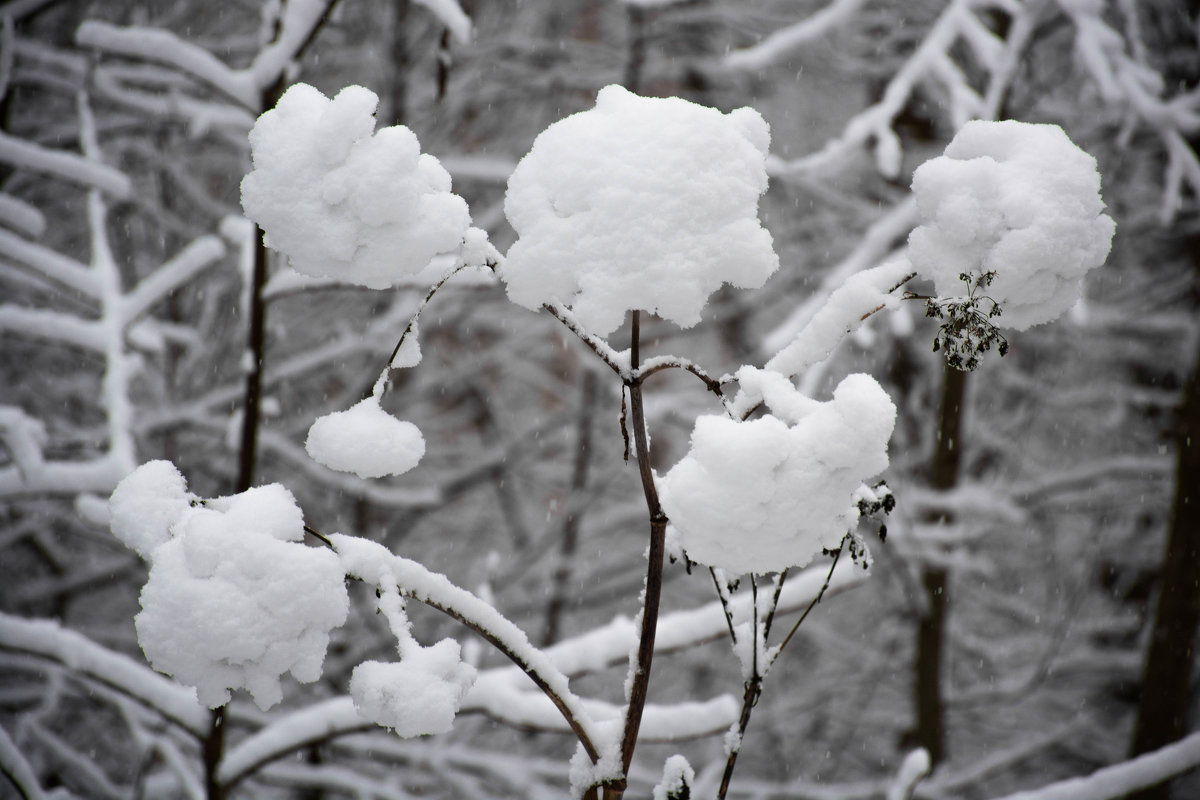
609,311,668,800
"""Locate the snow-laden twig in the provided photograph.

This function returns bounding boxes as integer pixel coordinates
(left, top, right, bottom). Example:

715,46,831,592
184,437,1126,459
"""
0,722,51,800
0,129,131,196
986,730,1200,800
723,0,867,72
331,534,604,762
0,613,208,735
543,301,632,378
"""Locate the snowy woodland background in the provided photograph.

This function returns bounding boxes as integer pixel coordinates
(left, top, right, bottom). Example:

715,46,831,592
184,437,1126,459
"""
2,0,1200,798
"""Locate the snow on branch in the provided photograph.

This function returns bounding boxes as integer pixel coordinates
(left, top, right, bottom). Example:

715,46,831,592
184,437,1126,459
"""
0,228,99,297
723,0,867,72
772,0,1027,180
75,21,257,108
331,534,604,760
412,0,472,45
1058,0,1200,220
0,130,131,197
0,193,46,238
988,730,1200,800
0,612,208,735
121,235,225,324
0,721,51,800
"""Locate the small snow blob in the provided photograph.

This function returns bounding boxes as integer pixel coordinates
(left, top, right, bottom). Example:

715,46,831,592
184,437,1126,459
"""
109,460,194,560
349,639,477,737
659,374,896,576
908,120,1115,330
305,395,425,479
108,465,350,710
241,83,471,289
502,84,779,336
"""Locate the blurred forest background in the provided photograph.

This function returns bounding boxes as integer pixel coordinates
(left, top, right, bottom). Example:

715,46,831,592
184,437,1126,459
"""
2,0,1199,798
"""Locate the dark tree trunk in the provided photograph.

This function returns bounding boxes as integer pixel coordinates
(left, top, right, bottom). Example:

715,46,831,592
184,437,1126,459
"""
916,363,967,766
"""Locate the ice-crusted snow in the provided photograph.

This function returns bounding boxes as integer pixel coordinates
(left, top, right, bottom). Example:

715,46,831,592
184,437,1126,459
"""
108,462,349,710
660,373,895,575
305,394,425,478
502,84,778,336
241,83,470,289
908,120,1114,330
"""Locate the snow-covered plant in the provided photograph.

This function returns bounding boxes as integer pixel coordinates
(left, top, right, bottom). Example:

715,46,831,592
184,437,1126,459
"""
909,119,1116,333
102,81,1115,800
109,461,350,710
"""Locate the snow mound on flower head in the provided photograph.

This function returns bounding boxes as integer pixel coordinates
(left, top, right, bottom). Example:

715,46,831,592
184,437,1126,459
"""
659,373,895,576
908,120,1114,330
305,395,425,479
350,639,477,737
109,460,193,559
241,83,470,289
501,84,779,336
111,468,350,710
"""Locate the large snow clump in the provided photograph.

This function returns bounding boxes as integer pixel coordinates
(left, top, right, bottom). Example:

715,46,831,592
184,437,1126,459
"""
502,84,779,336
108,462,349,709
659,371,895,576
305,395,425,479
908,120,1115,330
241,83,470,289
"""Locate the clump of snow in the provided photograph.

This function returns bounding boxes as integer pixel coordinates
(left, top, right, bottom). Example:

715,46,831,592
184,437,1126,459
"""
653,755,695,800
659,373,896,576
349,639,477,737
391,324,422,369
109,460,194,560
908,120,1114,330
502,84,778,336
305,395,425,479
241,83,471,289
108,462,349,710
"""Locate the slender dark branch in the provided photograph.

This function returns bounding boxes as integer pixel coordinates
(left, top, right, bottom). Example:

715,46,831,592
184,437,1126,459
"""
303,524,333,548
635,357,726,397
383,260,476,376
542,301,629,377
762,569,788,640
716,677,761,800
775,537,846,658
618,310,669,784
710,568,738,645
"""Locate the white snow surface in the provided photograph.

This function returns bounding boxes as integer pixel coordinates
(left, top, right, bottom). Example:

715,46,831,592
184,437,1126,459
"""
349,639,477,737
908,120,1115,330
653,754,695,800
305,395,425,478
502,84,778,336
241,83,470,289
108,462,349,710
660,373,895,575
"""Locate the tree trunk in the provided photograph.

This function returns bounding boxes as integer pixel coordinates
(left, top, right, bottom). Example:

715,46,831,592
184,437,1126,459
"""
916,363,967,766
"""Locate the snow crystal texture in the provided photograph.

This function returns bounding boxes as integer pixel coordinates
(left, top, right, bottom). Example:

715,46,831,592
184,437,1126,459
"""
241,83,470,289
659,374,896,576
350,639,477,737
502,84,779,336
908,120,1114,330
305,395,425,479
110,462,349,709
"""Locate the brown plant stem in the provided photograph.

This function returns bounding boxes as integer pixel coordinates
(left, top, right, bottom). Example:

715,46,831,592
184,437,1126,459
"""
614,311,668,798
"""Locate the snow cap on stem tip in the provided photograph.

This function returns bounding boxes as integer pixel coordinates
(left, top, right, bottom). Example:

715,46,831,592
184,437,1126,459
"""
241,83,471,289
305,394,425,479
501,84,778,336
908,120,1114,330
659,372,895,576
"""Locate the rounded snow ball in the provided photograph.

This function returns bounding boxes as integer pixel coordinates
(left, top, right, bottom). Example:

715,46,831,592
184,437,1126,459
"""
305,396,425,479
908,120,1115,330
501,84,779,336
349,640,477,737
659,374,896,576
241,83,471,289
109,460,194,560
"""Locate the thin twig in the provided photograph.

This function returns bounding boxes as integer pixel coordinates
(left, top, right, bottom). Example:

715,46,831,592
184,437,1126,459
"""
774,536,846,659
710,568,738,645
542,301,630,378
